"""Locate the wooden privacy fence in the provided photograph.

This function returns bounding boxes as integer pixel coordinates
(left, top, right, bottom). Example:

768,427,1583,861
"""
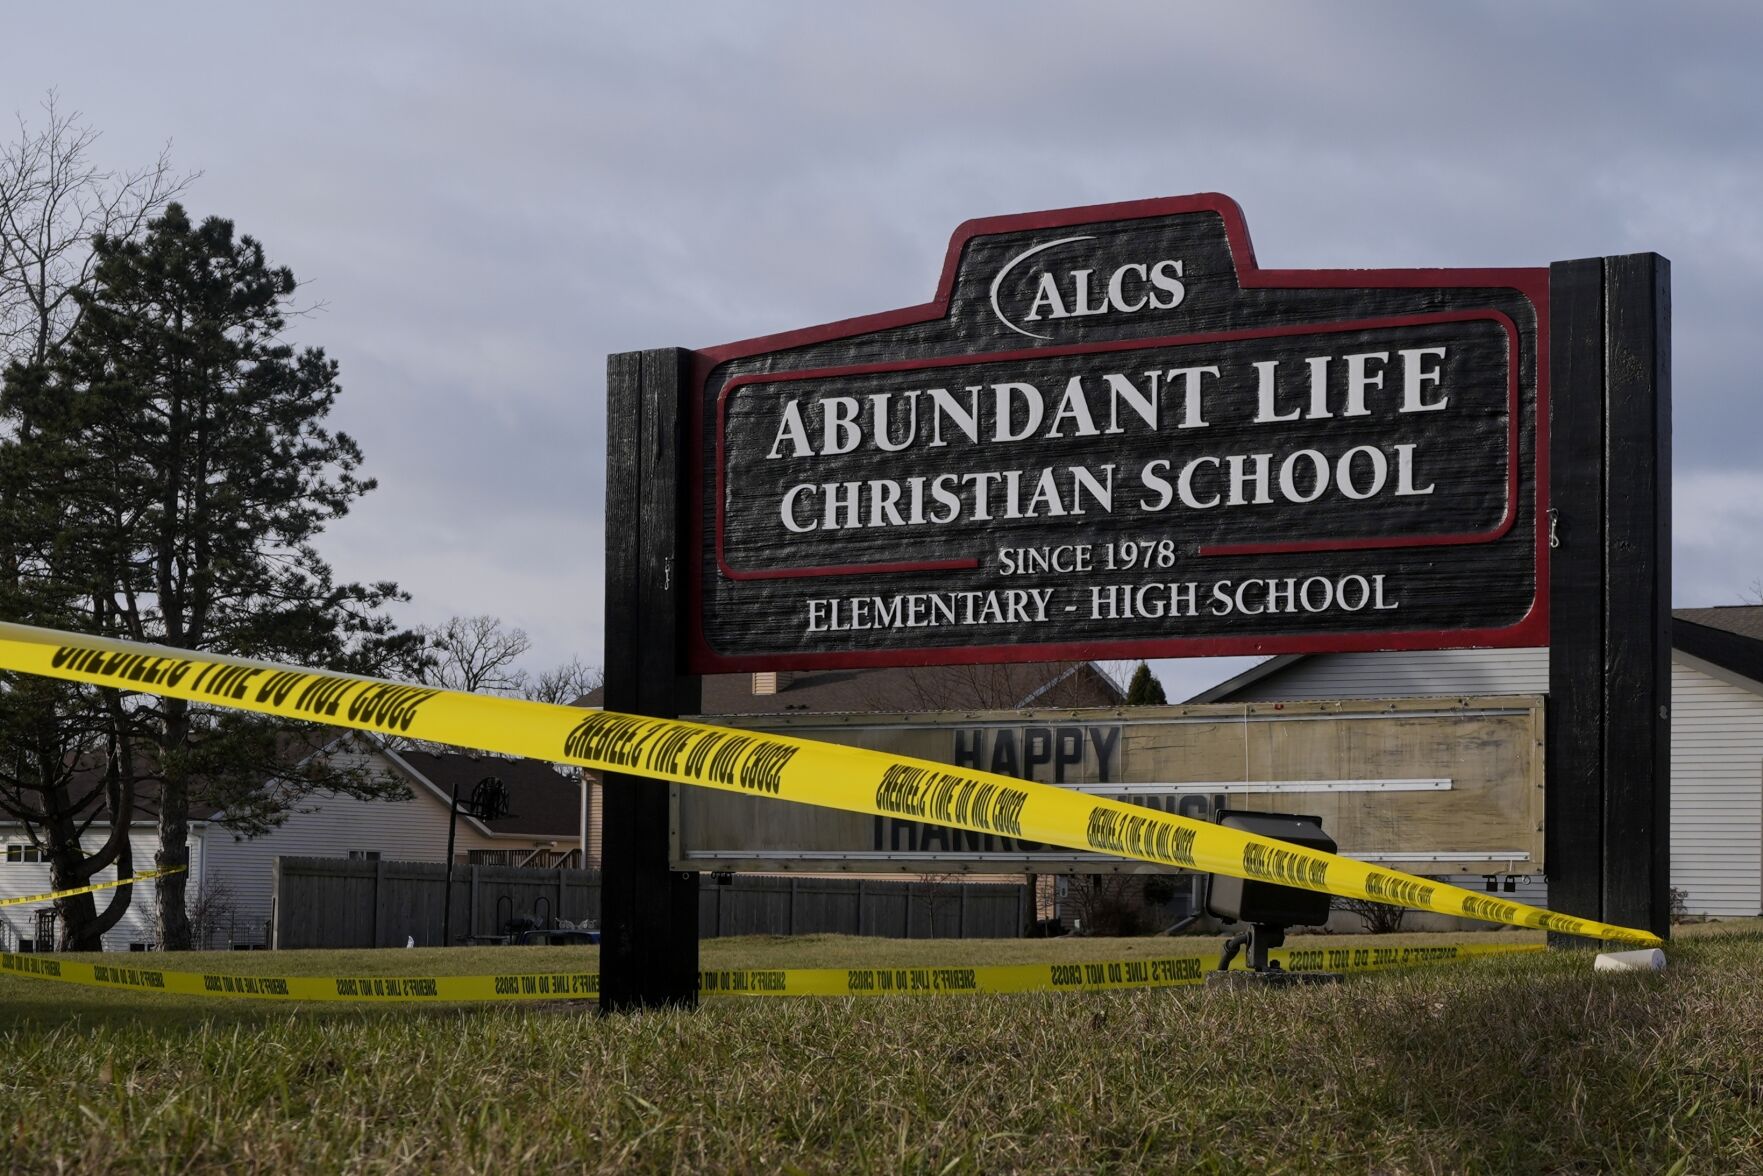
271,857,1029,949
696,874,1029,940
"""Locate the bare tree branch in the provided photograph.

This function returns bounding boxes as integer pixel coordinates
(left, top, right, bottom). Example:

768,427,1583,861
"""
524,658,603,706
0,91,195,371
415,614,534,695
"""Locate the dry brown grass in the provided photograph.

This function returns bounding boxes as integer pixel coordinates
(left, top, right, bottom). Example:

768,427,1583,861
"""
3,925,1758,1173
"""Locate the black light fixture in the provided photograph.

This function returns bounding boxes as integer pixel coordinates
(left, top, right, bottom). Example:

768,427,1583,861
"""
1206,809,1343,987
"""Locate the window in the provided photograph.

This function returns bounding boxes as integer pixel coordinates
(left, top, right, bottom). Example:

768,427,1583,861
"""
347,850,381,862
5,844,47,864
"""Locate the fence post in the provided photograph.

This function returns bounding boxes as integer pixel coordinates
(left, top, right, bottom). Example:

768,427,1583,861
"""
958,884,968,939
470,865,480,937
373,858,386,947
788,877,798,936
557,867,566,927
857,879,866,937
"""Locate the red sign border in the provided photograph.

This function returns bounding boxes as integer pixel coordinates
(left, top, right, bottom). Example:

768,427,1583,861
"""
684,193,1549,672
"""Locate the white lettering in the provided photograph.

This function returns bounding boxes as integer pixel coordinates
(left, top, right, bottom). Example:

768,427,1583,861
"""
1399,347,1449,413
1343,351,1387,417
1253,360,1300,423
768,400,812,459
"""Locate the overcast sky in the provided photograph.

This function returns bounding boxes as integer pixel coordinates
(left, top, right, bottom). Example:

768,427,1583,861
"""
10,2,1763,700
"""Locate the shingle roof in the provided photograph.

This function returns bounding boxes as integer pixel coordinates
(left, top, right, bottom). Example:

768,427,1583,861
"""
1192,606,1763,702
1674,605,1763,643
392,750,581,838
1674,607,1763,688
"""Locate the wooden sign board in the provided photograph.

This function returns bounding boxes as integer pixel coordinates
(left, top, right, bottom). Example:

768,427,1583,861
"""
689,194,1546,671
672,696,1545,876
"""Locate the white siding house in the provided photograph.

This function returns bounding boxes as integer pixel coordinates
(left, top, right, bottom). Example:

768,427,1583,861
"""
1192,606,1763,917
3,737,586,951
0,829,205,953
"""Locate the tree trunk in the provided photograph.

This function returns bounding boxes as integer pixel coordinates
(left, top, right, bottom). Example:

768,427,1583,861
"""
155,705,193,950
155,789,191,951
27,721,137,951
50,855,135,951
48,808,136,951
48,852,102,952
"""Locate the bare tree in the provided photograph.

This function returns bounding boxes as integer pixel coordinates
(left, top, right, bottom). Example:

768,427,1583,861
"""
417,614,534,695
915,870,968,936
1334,896,1407,934
188,877,240,951
417,613,601,704
1093,660,1137,699
1064,874,1158,936
0,92,189,370
524,658,603,706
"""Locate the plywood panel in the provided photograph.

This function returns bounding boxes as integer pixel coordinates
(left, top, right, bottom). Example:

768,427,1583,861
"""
675,697,1544,875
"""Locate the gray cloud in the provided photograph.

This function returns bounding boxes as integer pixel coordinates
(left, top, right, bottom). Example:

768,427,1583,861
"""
9,0,1762,688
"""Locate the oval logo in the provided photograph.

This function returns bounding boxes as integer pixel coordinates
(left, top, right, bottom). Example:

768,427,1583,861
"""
989,236,1187,340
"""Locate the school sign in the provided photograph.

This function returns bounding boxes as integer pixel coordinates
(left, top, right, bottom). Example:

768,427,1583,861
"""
689,194,1545,669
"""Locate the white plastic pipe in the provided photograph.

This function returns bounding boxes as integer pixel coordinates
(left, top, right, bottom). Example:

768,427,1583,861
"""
1594,948,1667,973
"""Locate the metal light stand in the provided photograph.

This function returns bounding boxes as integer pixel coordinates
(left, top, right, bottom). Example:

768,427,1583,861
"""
442,776,512,946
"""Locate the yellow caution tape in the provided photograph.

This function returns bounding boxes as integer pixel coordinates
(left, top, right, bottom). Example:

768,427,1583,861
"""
697,942,1543,997
0,951,595,1001
0,943,1543,1002
0,620,1661,945
0,867,185,909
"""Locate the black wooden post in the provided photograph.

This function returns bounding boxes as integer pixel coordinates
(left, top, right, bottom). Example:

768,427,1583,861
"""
1546,253,1672,943
601,347,702,1011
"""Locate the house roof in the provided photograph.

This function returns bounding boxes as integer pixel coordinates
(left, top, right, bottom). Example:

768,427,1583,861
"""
580,661,1124,716
1186,654,1305,704
390,750,581,839
1673,607,1763,687
1675,605,1763,643
1189,606,1763,702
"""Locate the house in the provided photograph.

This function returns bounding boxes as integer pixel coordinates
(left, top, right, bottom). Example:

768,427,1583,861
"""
1189,605,1763,917
0,736,585,951
577,661,1127,867
0,811,191,954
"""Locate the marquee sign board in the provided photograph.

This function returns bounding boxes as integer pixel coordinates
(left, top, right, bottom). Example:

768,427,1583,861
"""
672,698,1545,876
689,194,1547,671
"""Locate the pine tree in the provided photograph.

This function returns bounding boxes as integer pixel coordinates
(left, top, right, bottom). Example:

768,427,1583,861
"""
9,204,418,948
1125,662,1167,705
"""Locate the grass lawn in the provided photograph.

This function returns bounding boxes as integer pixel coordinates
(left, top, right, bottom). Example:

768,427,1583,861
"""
4,923,1761,1172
